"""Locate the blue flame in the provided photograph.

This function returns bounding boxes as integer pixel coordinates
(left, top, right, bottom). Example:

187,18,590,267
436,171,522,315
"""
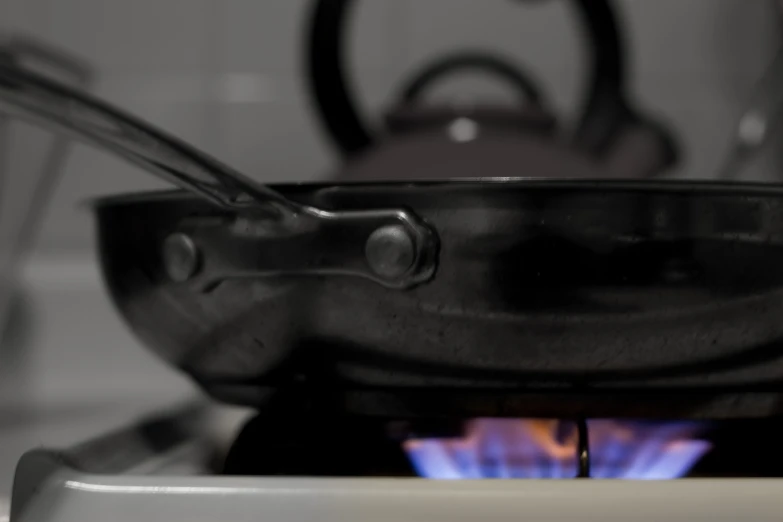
404,419,710,480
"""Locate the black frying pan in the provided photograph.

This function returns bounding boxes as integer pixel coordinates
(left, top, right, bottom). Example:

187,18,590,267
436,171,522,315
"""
3,37,783,420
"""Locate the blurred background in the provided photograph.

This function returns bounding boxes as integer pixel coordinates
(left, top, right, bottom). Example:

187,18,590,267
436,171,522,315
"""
3,0,783,254
0,0,783,500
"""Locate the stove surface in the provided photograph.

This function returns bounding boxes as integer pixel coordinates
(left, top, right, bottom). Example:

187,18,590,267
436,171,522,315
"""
8,406,783,522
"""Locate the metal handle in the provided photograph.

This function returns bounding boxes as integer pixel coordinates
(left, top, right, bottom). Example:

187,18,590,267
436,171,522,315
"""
0,59,297,215
0,35,92,80
0,56,438,289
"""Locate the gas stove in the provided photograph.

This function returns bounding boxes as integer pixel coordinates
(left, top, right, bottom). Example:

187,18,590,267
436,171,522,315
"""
7,404,783,522
3,20,783,521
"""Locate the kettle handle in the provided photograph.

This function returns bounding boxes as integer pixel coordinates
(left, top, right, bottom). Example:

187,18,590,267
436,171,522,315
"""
305,0,629,158
397,50,547,108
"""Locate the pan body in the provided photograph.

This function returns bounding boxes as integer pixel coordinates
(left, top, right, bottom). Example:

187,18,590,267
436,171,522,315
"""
93,179,783,418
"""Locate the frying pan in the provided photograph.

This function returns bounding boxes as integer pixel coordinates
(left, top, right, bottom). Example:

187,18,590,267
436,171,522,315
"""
3,31,783,420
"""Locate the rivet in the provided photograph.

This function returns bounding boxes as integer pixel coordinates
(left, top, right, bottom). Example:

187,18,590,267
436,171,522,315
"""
162,233,200,282
365,225,416,280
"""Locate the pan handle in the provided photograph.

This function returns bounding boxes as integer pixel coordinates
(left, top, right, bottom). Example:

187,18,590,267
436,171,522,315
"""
0,57,437,289
0,59,297,215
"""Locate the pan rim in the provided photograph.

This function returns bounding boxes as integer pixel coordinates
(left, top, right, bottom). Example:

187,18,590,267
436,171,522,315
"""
87,177,783,209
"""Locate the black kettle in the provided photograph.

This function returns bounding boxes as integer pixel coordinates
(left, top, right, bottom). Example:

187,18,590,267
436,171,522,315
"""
305,0,679,181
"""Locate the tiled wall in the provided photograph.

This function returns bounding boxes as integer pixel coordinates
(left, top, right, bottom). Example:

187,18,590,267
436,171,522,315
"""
1,0,781,254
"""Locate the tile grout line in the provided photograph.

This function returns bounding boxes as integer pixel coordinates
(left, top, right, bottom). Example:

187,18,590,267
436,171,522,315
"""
205,0,222,157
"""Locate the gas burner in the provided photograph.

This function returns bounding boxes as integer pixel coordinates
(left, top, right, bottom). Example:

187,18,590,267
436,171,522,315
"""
217,397,783,480
403,419,710,480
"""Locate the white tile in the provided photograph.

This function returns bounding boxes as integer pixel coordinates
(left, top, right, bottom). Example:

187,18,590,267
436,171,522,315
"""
0,0,49,35
624,0,780,76
214,73,276,104
211,69,401,183
214,102,331,184
45,0,213,71
401,0,579,76
215,0,395,72
214,0,305,72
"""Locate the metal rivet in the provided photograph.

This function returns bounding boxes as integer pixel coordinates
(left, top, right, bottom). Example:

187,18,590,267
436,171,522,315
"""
163,233,200,283
365,225,416,280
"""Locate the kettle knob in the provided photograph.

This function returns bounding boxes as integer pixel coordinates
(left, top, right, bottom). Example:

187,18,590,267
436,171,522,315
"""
384,103,558,138
384,51,559,140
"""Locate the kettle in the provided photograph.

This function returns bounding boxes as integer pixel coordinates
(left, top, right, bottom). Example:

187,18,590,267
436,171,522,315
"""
305,0,679,181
